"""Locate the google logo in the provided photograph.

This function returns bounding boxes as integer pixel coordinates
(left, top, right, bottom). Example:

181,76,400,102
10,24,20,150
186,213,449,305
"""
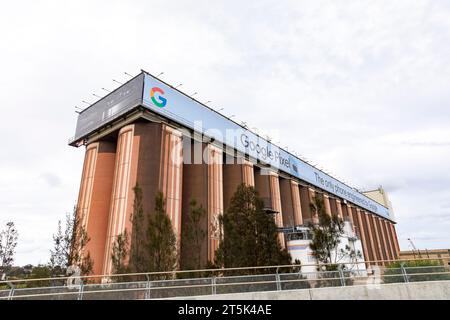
150,87,167,108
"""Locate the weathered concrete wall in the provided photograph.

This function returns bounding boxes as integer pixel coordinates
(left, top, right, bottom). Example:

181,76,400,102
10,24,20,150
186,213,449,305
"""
166,281,450,300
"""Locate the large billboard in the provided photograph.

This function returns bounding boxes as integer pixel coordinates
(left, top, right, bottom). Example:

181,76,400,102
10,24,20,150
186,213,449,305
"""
141,73,392,220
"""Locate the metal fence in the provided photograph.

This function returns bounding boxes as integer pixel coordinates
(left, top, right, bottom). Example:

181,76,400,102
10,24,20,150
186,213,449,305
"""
1,258,449,300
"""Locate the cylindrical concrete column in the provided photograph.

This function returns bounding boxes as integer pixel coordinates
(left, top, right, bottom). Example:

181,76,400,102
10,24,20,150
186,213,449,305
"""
254,169,285,249
207,145,224,262
365,212,382,265
309,188,319,224
383,219,396,262
369,214,382,264
242,160,255,187
335,200,344,220
373,216,388,265
280,179,303,227
159,125,184,241
78,143,98,230
352,207,370,263
291,181,303,226
223,159,255,212
389,222,400,258
298,186,314,225
77,141,116,276
268,173,285,249
323,194,332,216
360,209,377,264
377,217,392,264
103,125,136,275
344,203,356,233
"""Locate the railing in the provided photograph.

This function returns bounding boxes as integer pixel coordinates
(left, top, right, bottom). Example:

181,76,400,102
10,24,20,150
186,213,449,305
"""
1,258,449,300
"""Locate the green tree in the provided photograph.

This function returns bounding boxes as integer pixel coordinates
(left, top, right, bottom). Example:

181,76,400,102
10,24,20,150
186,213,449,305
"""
113,186,178,277
215,184,291,272
146,191,177,276
181,198,207,270
308,196,361,273
49,220,66,275
128,183,147,273
111,230,129,275
70,207,93,275
0,221,19,276
49,206,93,276
308,196,344,270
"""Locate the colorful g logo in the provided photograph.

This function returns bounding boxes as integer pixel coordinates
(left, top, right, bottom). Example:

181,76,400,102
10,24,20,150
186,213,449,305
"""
150,87,167,108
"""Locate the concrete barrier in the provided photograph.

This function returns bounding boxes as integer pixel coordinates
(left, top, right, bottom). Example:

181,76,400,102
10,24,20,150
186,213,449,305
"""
164,280,450,300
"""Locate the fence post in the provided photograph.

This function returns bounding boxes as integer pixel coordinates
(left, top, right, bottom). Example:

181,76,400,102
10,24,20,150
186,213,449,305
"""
400,263,409,283
145,274,151,300
211,276,216,295
7,282,15,300
77,279,84,300
276,267,281,291
338,266,345,287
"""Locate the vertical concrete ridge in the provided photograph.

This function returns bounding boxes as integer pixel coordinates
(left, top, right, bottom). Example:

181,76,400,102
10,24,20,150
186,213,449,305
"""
290,181,303,226
159,124,184,242
362,210,378,264
354,208,371,264
103,124,136,275
268,173,285,249
389,223,401,258
370,214,384,265
335,199,343,220
77,141,116,275
207,144,223,262
383,219,396,261
323,194,332,216
376,217,389,264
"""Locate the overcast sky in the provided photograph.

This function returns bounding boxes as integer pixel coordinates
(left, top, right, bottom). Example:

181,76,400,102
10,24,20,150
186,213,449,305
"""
0,0,449,266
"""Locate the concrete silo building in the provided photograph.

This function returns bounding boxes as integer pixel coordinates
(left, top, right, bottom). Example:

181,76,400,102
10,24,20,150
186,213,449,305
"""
69,71,400,275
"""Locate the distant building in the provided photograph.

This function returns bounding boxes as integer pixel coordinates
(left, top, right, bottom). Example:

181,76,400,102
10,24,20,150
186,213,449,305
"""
70,70,400,275
363,187,396,221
